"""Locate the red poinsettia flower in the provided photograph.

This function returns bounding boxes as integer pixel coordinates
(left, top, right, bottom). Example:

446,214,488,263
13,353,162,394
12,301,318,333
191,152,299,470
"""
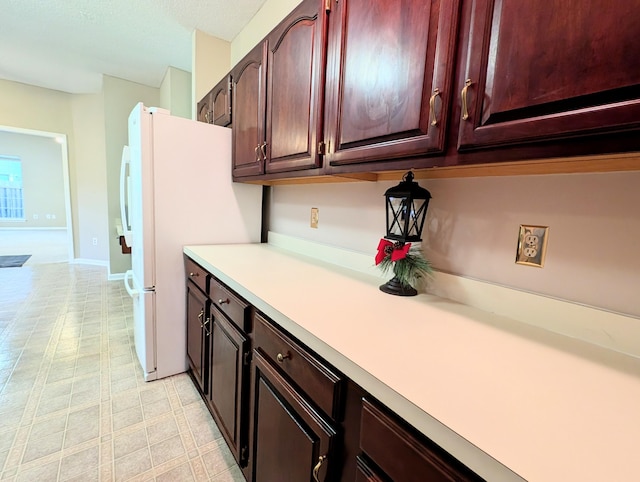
375,239,411,265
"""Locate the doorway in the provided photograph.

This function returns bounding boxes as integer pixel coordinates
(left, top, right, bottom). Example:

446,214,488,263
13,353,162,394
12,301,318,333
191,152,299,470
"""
0,126,74,265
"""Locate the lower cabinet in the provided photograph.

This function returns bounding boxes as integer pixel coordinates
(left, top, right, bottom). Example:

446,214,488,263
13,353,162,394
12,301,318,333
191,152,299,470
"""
355,456,385,482
359,398,483,482
207,305,250,465
250,350,336,482
186,279,209,393
248,312,342,482
184,255,483,482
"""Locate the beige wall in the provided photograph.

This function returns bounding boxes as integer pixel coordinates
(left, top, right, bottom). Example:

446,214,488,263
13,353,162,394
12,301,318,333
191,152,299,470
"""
0,76,159,269
0,80,80,250
192,30,230,119
0,131,66,228
103,75,160,276
1,61,196,272
230,0,303,65
160,67,192,120
269,170,640,317
70,93,110,262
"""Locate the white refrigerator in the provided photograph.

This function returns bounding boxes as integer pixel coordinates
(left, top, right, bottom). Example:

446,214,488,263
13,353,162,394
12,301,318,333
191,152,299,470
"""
121,102,262,381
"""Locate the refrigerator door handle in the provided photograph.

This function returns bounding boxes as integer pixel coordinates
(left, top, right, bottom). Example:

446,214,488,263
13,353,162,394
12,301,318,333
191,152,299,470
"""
119,145,133,247
124,270,139,298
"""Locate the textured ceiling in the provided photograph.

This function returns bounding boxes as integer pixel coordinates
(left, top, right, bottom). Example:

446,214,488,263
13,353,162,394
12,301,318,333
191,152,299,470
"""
1,0,267,94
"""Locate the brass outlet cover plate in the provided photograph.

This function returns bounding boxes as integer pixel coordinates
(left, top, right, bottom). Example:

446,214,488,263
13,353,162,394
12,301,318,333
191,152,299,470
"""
310,207,319,229
516,225,549,267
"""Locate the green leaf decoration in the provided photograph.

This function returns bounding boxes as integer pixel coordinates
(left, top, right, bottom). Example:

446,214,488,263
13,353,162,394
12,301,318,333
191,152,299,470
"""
377,246,433,289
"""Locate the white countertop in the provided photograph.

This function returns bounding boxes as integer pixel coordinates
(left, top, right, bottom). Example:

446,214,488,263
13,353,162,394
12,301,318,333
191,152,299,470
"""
184,242,640,482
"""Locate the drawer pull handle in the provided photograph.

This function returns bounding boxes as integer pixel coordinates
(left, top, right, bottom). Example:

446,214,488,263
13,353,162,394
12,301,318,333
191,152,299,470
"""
276,352,291,363
429,87,441,126
218,298,230,305
461,78,473,121
189,271,199,277
312,454,327,482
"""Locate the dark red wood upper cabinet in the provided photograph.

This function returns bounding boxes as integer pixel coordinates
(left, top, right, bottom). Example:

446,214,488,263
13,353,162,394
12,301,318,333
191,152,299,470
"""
231,41,267,178
197,75,232,127
264,0,329,174
456,0,640,150
324,0,460,168
196,92,212,124
211,74,232,127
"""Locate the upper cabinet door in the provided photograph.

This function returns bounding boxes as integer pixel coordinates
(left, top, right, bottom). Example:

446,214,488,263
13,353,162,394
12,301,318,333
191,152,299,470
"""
232,42,267,178
211,74,232,127
324,0,460,168
264,0,328,174
456,0,640,150
196,91,212,124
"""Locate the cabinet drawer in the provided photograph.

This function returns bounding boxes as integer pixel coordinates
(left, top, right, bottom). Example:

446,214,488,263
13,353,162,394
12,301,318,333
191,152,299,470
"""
185,257,208,294
355,456,385,482
360,399,482,482
253,313,343,420
210,278,251,332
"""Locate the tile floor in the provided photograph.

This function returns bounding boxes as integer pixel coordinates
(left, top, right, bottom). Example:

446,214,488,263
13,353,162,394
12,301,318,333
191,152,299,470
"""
0,229,69,265
0,262,244,481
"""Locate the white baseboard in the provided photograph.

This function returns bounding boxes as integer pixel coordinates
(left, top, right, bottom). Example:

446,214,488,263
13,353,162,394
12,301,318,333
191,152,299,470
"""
71,258,109,267
267,232,640,358
0,226,66,230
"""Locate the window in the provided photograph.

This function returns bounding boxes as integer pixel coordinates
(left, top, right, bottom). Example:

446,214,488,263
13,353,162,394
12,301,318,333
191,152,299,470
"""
0,156,24,221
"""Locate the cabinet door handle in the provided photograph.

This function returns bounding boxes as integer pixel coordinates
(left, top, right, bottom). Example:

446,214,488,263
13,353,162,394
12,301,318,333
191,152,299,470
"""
255,145,260,162
276,352,291,363
189,271,199,277
312,455,327,482
461,79,473,121
260,142,267,161
218,298,229,305
429,88,441,126
197,309,204,322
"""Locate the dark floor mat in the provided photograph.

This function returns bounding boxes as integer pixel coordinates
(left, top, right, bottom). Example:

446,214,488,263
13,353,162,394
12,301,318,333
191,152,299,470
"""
0,255,31,268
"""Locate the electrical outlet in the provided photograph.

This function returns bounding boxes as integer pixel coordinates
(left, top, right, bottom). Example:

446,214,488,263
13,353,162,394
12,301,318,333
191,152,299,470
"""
310,207,319,229
92,237,98,246
516,225,549,267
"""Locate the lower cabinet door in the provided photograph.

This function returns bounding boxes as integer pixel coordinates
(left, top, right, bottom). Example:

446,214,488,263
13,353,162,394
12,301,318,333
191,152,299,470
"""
186,281,208,393
251,350,336,482
355,456,385,482
208,306,249,465
360,398,483,482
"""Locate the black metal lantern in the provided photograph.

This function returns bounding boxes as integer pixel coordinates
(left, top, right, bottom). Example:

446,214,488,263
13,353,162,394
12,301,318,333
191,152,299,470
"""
379,172,432,296
384,171,431,243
